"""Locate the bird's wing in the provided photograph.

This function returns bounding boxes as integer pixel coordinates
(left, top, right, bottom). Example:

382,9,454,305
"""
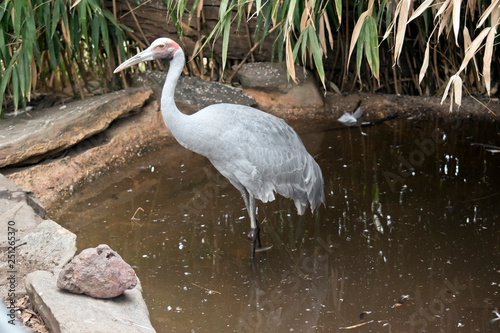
195,104,325,214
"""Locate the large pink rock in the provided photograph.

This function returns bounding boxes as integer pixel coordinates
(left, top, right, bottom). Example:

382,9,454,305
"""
57,244,137,298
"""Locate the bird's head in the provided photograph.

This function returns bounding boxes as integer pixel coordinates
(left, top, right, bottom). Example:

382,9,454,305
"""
113,38,181,73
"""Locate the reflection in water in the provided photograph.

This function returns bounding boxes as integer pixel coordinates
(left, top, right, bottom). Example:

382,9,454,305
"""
52,117,500,332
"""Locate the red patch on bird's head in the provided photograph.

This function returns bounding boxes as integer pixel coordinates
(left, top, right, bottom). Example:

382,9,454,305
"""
150,38,181,62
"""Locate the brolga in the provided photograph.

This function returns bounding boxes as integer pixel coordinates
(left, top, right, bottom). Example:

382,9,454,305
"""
114,38,325,259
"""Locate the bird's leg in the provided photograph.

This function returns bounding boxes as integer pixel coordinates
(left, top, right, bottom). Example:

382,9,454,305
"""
255,218,262,248
238,189,271,259
246,193,260,259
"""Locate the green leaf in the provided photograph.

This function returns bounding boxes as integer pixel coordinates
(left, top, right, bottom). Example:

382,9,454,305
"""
356,26,365,79
334,0,342,23
0,50,20,112
12,66,19,111
51,0,61,38
307,26,325,86
13,0,22,37
364,15,379,79
91,14,100,60
78,0,89,43
221,14,231,72
100,14,110,56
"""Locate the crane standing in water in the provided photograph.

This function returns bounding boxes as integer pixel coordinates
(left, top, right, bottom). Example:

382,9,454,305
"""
114,38,325,259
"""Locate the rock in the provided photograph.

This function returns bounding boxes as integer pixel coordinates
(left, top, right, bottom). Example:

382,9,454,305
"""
0,174,76,300
0,219,77,299
0,87,152,168
57,244,137,299
235,62,324,111
18,220,77,270
0,173,46,246
133,71,257,110
235,62,295,93
26,270,155,333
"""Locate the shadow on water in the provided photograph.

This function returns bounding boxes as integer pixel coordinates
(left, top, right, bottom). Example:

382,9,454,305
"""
52,116,500,332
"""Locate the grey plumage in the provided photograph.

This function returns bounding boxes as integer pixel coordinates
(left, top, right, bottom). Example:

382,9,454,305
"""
183,104,324,214
114,38,325,258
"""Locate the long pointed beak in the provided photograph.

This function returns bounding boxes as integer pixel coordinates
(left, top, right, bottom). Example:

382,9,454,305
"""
113,48,154,73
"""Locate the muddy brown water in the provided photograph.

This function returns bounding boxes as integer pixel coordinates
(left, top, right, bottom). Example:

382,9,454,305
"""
52,116,500,332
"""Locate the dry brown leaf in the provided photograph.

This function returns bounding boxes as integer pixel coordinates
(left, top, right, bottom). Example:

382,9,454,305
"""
459,27,491,73
441,74,456,105
323,10,334,50
483,27,496,95
300,0,315,31
435,0,451,18
408,0,433,24
394,0,411,64
452,0,462,46
197,0,204,19
463,27,480,80
492,1,500,26
419,42,430,84
477,0,500,28
382,0,402,42
319,14,327,54
436,5,452,39
285,34,296,83
453,74,463,108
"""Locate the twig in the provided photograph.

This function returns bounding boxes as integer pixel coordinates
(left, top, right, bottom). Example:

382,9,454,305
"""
339,320,373,329
191,283,221,295
130,207,144,230
125,0,150,47
131,207,144,221
119,0,152,19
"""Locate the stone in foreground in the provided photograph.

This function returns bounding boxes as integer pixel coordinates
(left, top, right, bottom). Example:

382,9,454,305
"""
26,270,155,333
57,244,137,299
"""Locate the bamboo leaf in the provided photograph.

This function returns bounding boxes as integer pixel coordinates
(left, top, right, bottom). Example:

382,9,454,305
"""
453,74,462,108
51,0,61,38
408,0,433,24
483,27,496,95
458,27,490,73
91,13,100,60
435,0,451,18
13,0,22,36
463,27,480,80
441,74,455,105
13,66,19,111
394,0,411,64
323,10,334,50
307,26,325,86
364,15,379,80
356,29,364,80
477,0,500,28
334,0,342,24
452,0,461,46
286,33,296,82
348,11,370,69
221,14,231,71
419,42,430,84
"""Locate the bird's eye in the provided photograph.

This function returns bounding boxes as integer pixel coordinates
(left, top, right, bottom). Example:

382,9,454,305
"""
158,44,165,49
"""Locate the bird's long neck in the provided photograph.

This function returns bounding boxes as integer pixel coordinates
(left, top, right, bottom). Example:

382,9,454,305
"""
160,49,186,135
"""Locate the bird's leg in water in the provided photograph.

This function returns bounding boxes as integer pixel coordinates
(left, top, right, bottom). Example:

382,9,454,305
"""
239,189,272,258
246,193,260,259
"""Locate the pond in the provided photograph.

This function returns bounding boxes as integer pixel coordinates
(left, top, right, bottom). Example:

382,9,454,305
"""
51,115,500,332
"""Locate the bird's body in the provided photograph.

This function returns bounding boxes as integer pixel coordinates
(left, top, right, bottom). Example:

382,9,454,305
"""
115,38,325,258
